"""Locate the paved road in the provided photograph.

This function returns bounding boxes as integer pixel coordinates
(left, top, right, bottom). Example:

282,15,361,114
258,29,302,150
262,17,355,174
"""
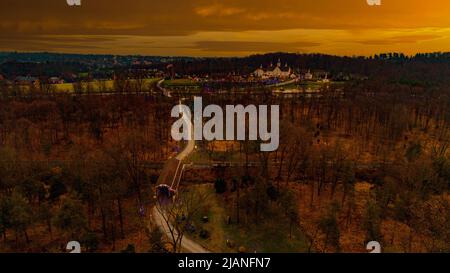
152,200,208,253
152,80,208,253
157,79,172,98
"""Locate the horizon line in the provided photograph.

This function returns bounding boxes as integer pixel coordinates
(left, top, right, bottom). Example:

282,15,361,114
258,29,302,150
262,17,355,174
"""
1,50,450,59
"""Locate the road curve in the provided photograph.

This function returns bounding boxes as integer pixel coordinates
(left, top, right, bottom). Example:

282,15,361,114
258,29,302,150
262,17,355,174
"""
152,79,209,253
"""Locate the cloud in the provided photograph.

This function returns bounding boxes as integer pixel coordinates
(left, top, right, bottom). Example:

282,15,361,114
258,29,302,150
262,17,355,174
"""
191,41,320,52
1,0,450,36
0,0,450,55
0,35,119,52
356,34,441,45
195,4,245,17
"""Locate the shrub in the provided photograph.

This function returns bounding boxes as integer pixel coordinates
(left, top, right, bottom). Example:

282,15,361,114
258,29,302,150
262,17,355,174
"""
214,178,227,194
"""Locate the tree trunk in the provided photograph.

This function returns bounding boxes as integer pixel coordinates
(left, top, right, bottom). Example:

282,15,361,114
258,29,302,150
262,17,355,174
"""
236,183,240,224
111,221,116,251
24,229,30,244
101,208,107,240
47,219,53,238
117,198,125,239
310,181,315,208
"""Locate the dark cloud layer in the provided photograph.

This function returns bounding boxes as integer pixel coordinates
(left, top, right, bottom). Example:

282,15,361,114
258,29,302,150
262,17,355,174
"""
356,34,441,45
191,41,320,52
0,0,449,55
1,0,449,36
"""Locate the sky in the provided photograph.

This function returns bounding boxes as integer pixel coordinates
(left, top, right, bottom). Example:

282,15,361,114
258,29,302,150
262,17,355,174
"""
0,0,450,56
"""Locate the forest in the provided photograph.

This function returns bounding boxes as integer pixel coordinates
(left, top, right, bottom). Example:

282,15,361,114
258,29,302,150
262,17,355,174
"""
0,55,449,252
184,81,449,252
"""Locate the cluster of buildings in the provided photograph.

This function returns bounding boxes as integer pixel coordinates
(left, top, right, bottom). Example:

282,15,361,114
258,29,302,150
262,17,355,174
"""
0,75,68,88
252,59,323,82
14,76,66,86
14,76,40,86
253,59,297,79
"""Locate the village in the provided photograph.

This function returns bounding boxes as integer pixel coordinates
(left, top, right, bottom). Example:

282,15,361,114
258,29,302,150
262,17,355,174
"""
0,55,344,96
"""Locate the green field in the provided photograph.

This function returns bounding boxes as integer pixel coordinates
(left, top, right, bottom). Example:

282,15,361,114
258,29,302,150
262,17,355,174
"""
189,184,310,253
162,79,201,88
279,80,345,90
53,78,159,93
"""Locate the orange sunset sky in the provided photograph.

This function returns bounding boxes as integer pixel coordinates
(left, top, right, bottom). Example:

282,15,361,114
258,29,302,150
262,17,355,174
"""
0,0,450,56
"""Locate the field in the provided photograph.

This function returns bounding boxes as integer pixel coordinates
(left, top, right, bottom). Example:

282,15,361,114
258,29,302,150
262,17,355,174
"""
275,80,345,91
187,184,310,253
162,79,201,88
53,78,159,93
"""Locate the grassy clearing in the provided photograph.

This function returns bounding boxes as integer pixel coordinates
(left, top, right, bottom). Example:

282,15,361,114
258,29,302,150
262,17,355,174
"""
187,184,230,252
185,148,241,164
188,184,310,253
279,81,343,90
163,79,200,87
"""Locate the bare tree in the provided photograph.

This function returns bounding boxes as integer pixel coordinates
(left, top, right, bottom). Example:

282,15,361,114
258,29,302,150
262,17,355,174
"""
155,188,209,253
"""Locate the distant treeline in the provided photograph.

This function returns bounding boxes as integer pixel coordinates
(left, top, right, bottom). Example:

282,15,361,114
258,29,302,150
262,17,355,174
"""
1,52,450,87
165,52,450,87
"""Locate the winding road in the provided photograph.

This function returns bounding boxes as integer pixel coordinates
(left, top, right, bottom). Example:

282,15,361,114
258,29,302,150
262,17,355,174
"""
151,79,209,253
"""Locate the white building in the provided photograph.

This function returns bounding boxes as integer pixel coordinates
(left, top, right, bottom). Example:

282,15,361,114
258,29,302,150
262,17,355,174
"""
304,70,313,80
254,59,295,79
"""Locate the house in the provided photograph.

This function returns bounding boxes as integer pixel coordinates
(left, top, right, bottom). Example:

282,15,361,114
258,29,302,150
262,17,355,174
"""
254,66,265,78
318,73,330,83
49,77,64,84
253,59,295,79
15,76,39,86
304,70,313,80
